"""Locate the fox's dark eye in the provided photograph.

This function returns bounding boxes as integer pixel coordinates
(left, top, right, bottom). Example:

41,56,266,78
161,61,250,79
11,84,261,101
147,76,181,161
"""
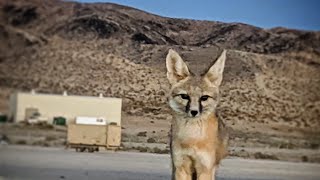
200,95,210,101
180,94,190,100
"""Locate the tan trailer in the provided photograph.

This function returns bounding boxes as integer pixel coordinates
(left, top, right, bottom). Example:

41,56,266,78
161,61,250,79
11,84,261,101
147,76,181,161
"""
67,124,121,152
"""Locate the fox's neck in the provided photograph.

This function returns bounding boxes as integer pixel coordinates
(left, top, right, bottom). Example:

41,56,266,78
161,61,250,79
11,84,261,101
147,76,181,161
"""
172,112,218,141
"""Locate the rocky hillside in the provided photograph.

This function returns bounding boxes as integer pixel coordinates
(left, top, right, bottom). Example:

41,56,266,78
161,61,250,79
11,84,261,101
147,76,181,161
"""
0,0,320,151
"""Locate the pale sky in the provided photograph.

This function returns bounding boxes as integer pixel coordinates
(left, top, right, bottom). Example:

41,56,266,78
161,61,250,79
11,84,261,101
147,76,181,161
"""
75,0,320,31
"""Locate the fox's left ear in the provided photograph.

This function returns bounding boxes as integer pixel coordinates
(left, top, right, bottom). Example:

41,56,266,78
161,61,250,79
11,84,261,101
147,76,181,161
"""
203,50,227,87
166,49,191,85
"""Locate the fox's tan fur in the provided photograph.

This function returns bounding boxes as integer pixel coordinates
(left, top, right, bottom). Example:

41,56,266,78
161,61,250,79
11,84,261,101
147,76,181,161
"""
166,49,228,180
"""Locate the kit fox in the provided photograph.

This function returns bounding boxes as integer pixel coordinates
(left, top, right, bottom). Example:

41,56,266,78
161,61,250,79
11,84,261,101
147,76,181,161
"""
166,49,228,180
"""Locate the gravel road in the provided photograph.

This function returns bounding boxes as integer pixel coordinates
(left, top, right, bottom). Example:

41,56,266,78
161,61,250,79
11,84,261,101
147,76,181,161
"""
0,145,319,180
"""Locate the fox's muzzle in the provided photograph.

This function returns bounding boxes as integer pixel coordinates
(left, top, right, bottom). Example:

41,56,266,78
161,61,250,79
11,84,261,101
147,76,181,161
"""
186,97,202,117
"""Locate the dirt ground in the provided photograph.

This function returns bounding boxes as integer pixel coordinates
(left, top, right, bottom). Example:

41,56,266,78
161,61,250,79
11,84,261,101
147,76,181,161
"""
1,122,319,163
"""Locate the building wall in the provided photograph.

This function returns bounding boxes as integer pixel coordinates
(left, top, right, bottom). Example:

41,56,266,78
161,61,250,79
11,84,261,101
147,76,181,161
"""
12,92,122,125
8,93,17,121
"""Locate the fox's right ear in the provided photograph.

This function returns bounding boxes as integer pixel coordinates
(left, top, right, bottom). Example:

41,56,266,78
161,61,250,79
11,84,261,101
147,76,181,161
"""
203,50,226,87
166,49,190,85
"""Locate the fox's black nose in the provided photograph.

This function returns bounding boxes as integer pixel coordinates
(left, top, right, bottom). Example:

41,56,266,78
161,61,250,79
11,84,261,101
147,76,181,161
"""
190,110,198,117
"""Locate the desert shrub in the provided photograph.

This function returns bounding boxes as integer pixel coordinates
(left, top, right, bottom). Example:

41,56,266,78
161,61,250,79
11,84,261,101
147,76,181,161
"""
45,135,57,141
302,156,309,162
37,122,54,130
137,131,147,137
122,133,139,142
0,134,10,143
279,142,294,149
16,139,27,145
254,152,279,160
152,147,169,154
136,146,148,152
310,143,319,149
42,142,50,147
147,138,156,143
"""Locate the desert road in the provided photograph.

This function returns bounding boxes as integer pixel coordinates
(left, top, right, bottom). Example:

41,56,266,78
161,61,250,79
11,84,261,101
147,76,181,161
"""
0,145,320,180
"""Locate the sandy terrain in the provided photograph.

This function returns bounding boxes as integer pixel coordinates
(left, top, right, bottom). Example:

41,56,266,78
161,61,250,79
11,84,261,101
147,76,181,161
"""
1,123,320,163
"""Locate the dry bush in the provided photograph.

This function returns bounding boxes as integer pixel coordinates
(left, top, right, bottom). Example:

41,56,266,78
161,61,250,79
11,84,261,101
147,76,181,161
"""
301,156,309,162
16,139,27,145
254,152,279,160
152,147,169,154
147,138,156,143
136,146,148,152
45,135,57,141
137,131,147,137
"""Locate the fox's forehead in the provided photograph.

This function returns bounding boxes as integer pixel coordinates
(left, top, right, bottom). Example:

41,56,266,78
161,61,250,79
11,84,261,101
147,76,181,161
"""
171,76,217,95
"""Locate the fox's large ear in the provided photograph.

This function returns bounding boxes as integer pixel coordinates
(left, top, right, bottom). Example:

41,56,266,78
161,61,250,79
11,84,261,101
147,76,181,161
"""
203,50,226,87
166,49,191,85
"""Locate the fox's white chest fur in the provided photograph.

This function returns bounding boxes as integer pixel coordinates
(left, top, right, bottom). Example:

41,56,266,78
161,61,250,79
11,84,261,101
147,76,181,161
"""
172,145,214,170
172,118,215,169
176,120,206,140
